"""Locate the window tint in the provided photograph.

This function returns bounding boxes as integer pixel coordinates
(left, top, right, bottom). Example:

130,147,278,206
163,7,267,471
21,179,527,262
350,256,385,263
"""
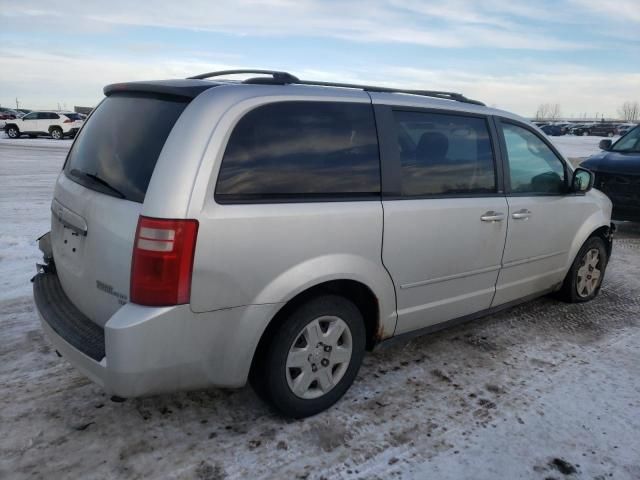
23,113,37,120
65,93,188,203
215,101,380,201
502,123,566,194
612,126,640,152
64,113,82,121
393,110,496,196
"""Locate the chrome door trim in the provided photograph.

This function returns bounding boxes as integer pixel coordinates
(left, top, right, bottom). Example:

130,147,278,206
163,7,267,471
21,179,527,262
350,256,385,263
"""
400,264,502,289
501,250,567,269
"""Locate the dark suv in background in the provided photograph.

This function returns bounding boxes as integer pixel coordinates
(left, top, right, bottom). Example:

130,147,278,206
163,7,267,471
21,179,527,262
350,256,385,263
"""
575,122,618,137
582,125,640,221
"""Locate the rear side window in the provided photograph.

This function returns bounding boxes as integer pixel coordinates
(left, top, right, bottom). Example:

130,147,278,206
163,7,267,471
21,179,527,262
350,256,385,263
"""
215,101,380,202
65,93,188,203
393,110,496,196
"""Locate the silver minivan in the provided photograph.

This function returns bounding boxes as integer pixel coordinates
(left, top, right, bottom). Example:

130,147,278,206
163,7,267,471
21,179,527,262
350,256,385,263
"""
33,70,613,418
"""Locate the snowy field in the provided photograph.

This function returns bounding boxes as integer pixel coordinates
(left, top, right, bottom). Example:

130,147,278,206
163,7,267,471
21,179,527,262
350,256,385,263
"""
1,136,639,479
550,135,619,164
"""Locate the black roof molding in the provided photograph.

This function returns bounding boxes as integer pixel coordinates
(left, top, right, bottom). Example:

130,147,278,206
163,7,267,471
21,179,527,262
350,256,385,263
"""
104,79,217,99
187,69,485,105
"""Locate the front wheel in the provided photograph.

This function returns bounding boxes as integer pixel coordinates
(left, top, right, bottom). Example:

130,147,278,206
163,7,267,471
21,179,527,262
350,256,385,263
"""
251,295,366,418
6,126,19,138
556,236,608,303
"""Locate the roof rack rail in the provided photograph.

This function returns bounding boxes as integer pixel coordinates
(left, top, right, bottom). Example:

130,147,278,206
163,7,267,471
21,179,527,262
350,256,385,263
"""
186,70,485,106
187,69,300,84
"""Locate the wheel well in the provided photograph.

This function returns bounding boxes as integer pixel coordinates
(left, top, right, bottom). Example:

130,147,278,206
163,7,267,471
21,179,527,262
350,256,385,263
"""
250,280,380,375
4,123,18,130
590,225,613,258
49,125,62,132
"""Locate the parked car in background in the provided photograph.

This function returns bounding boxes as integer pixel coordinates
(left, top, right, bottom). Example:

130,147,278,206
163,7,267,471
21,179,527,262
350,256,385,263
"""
4,111,84,140
574,122,617,137
555,122,572,134
33,70,613,418
582,125,640,222
0,107,19,119
540,124,564,136
569,123,595,136
16,108,32,116
0,108,20,128
616,124,636,136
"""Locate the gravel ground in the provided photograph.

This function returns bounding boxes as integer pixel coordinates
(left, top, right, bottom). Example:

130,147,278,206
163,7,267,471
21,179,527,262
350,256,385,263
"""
1,138,639,479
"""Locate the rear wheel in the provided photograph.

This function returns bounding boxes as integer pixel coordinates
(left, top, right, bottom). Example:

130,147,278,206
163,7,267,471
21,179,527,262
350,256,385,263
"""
556,236,608,303
251,295,366,418
50,127,63,140
6,126,19,138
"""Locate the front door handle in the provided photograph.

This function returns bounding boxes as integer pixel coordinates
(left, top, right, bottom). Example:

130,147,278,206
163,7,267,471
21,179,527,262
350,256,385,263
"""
512,208,532,220
480,211,505,222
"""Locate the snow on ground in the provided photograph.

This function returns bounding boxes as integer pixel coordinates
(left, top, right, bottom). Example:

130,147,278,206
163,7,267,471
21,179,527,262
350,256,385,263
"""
1,138,639,479
549,135,618,162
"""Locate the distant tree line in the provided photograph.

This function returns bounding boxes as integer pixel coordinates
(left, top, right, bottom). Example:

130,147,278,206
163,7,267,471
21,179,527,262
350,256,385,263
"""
618,101,640,122
535,101,639,122
535,103,562,121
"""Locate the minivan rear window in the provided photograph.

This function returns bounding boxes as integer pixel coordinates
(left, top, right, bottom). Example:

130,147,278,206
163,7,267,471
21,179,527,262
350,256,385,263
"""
64,93,188,203
215,101,380,202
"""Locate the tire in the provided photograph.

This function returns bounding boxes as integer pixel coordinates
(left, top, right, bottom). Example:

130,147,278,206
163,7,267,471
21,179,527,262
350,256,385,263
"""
556,236,608,303
6,126,19,138
50,127,63,140
251,295,366,418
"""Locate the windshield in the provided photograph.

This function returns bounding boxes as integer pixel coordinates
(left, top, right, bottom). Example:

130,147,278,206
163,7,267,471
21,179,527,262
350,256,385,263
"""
64,92,188,202
612,126,640,153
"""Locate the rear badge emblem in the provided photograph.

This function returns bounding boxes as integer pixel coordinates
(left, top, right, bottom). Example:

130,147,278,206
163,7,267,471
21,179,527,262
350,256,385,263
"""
96,280,128,305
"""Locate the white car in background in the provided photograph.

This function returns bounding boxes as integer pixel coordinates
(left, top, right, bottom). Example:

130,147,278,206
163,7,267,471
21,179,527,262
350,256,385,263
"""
4,111,84,140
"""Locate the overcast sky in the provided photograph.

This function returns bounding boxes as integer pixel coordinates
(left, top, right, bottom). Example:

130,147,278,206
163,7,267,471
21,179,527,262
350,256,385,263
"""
1,0,638,118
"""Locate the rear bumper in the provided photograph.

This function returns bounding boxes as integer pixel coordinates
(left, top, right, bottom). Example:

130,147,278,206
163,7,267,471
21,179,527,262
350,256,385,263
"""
33,267,281,398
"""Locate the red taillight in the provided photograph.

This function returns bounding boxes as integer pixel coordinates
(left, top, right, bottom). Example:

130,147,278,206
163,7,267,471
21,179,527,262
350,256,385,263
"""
64,119,73,123
130,216,199,306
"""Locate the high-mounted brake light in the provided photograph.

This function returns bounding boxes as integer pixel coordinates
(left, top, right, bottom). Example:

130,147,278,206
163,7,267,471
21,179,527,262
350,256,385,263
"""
130,216,199,306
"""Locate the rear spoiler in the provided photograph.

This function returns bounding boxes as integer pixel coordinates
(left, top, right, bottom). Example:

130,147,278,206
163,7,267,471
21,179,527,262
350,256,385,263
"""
104,80,217,99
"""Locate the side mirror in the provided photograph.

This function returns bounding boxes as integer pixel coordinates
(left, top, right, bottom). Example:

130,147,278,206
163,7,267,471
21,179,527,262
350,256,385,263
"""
599,139,612,150
572,167,594,193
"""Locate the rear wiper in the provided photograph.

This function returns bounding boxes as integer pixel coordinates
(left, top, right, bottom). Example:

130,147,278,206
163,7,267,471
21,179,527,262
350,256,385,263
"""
70,169,126,199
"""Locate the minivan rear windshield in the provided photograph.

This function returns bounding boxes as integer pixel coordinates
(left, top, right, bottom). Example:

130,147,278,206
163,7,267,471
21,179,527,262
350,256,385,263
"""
64,92,189,203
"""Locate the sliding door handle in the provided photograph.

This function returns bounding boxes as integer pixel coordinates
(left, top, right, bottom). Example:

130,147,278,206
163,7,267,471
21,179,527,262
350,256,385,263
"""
480,211,505,222
512,209,532,220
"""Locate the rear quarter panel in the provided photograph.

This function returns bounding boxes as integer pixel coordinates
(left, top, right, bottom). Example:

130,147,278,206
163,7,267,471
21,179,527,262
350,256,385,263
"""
174,86,397,338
